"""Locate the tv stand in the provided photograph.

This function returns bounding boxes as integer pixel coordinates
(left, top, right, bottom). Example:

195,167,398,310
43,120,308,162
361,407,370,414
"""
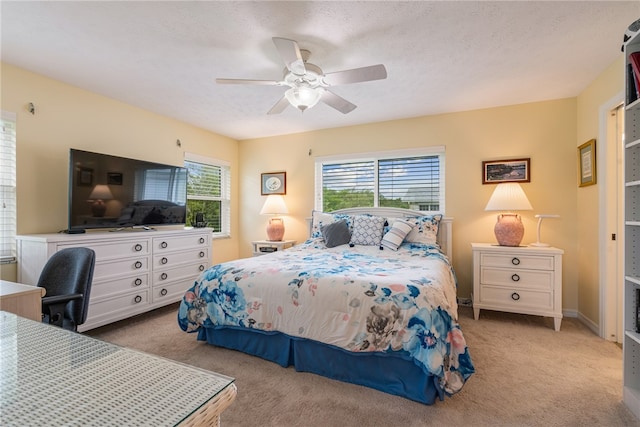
109,226,157,232
16,227,212,331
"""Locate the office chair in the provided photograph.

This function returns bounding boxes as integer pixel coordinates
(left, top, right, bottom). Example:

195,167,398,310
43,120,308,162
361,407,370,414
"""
37,247,96,332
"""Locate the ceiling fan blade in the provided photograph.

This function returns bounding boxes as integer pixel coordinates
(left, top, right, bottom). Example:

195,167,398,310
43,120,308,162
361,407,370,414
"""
321,90,357,114
323,64,387,86
216,78,280,85
267,96,290,115
272,37,306,75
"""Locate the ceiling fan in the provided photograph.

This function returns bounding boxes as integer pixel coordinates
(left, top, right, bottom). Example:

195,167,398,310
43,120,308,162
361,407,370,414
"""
216,37,387,114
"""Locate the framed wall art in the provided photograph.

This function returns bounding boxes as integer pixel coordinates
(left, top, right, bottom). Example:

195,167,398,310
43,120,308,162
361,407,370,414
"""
482,158,530,184
76,167,93,187
261,172,286,195
578,139,596,187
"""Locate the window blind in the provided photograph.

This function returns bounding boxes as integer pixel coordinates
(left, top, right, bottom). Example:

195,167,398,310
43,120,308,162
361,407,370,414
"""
184,153,230,237
0,112,17,262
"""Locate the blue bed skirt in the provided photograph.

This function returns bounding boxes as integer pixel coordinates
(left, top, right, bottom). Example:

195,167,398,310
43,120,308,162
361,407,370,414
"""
197,326,442,404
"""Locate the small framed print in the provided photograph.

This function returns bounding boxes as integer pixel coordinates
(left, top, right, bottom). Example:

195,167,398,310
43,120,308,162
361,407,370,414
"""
578,139,596,187
482,158,530,184
107,172,123,185
261,172,286,195
76,167,93,187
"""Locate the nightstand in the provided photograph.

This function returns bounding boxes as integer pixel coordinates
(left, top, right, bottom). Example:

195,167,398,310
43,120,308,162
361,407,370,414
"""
471,243,564,331
251,239,296,256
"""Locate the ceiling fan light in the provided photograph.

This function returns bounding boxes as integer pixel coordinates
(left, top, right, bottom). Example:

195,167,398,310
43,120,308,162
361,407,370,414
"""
285,86,322,111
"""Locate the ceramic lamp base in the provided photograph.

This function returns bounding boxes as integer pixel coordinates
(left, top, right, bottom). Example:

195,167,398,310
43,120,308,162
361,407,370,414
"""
266,218,284,241
494,213,524,246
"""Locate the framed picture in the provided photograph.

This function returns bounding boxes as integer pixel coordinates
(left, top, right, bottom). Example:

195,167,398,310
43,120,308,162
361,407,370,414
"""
76,167,93,187
261,172,286,195
578,139,596,187
482,158,530,184
107,172,123,185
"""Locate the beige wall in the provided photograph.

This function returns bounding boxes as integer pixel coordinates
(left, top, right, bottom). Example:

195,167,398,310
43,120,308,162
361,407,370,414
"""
575,56,625,325
0,63,240,276
239,99,579,307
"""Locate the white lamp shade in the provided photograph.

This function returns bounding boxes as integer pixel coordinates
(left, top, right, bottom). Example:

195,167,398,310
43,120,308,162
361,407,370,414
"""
285,85,322,111
89,184,113,200
485,183,532,211
260,195,288,215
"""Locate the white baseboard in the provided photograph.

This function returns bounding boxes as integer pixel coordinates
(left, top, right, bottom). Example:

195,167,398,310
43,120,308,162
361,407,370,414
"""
575,311,600,336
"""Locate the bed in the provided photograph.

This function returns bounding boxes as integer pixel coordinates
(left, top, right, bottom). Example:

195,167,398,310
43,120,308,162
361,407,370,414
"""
178,207,474,404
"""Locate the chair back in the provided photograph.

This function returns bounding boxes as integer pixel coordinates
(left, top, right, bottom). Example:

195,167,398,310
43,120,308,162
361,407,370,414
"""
37,247,96,326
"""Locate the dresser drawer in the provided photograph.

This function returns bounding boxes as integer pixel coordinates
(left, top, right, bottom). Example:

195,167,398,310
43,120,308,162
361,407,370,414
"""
154,262,207,284
480,267,554,290
91,274,150,299
153,247,209,268
87,290,149,318
153,234,209,253
93,256,150,280
151,279,192,303
479,285,553,311
59,239,149,260
480,253,555,271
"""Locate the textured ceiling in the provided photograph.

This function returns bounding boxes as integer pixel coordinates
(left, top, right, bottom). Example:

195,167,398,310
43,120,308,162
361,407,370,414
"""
2,1,639,140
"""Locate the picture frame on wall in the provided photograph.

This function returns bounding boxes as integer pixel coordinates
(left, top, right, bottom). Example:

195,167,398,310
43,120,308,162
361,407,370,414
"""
482,158,530,184
77,167,93,187
578,139,596,187
261,172,286,195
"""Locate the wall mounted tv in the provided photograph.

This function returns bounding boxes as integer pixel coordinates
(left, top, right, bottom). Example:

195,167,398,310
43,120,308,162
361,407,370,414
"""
68,149,187,231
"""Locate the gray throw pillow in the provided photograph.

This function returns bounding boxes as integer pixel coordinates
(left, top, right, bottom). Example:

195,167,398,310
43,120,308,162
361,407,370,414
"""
321,220,351,248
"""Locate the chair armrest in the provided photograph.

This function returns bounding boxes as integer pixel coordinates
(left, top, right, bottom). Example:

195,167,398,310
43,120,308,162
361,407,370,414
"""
42,293,83,306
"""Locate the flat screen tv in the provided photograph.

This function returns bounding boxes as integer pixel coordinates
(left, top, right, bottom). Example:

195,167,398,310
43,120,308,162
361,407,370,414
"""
68,149,187,231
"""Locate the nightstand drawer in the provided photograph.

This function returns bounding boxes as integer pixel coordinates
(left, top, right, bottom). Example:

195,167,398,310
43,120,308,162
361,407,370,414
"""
479,286,553,311
480,267,554,290
480,253,555,271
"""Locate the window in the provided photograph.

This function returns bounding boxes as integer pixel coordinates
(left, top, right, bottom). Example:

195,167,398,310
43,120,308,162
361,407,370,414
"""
315,147,445,213
0,112,16,263
184,153,230,237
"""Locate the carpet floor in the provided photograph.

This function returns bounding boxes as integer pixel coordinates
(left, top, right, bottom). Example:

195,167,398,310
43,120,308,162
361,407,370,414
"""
88,304,639,427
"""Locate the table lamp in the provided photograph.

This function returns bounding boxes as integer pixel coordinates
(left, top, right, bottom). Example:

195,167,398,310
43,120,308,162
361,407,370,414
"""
485,183,532,246
530,214,560,247
260,195,288,241
88,184,113,217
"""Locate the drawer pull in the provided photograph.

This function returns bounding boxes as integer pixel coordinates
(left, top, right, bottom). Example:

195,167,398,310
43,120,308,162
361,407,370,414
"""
134,295,142,304
134,278,142,286
161,241,168,249
134,244,143,252
511,292,520,301
161,272,168,280
199,264,205,272
161,257,168,265
199,237,205,244
134,261,143,269
160,288,168,296
511,257,520,265
199,251,205,258
511,274,520,282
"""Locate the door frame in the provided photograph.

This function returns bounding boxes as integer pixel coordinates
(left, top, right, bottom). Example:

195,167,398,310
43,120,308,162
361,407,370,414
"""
599,91,624,341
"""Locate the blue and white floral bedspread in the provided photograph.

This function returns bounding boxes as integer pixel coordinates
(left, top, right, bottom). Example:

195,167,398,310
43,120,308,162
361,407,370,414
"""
178,239,474,395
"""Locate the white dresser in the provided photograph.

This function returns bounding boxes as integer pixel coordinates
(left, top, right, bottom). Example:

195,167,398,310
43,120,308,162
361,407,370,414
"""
16,228,211,332
471,243,564,331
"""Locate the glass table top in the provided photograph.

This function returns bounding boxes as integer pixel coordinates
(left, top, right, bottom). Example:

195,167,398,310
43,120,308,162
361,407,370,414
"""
0,311,234,426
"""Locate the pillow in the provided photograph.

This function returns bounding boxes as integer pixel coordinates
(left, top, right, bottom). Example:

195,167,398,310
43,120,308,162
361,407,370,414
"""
404,214,443,245
321,220,351,248
380,219,415,251
350,215,385,246
310,210,353,238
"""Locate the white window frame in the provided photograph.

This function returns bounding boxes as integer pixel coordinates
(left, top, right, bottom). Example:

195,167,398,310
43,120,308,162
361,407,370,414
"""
314,147,445,213
184,153,231,239
1,111,17,263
